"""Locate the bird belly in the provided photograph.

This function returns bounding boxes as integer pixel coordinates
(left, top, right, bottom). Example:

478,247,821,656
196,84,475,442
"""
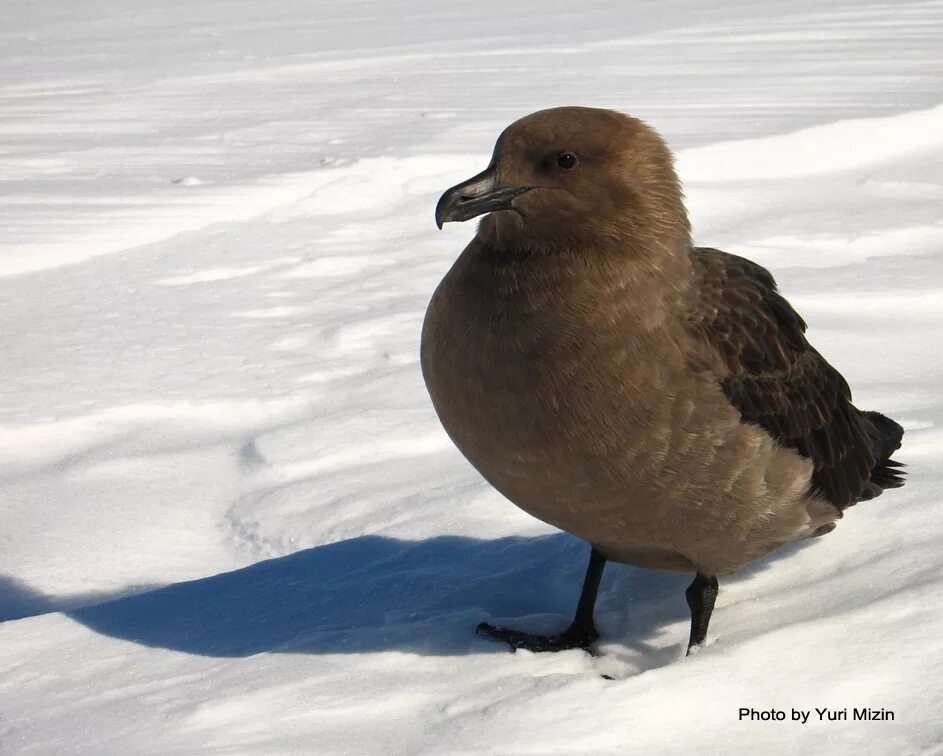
421,276,835,576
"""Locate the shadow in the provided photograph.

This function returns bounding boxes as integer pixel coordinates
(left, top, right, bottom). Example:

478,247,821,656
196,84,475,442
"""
3,531,820,660
0,575,59,622
0,575,158,624
54,533,710,658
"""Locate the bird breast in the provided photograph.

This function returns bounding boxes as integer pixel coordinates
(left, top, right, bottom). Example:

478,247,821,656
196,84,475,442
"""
420,241,828,575
421,244,700,525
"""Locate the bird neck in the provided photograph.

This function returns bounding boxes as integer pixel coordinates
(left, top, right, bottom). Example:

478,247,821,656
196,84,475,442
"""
471,230,694,332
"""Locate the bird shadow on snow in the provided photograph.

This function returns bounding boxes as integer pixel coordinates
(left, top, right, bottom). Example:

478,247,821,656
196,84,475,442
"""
3,533,808,663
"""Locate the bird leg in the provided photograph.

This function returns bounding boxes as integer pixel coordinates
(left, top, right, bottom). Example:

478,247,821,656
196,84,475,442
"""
685,572,719,655
477,547,606,653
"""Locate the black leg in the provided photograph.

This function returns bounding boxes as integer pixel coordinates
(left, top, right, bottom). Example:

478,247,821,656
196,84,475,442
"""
478,547,607,652
685,572,718,654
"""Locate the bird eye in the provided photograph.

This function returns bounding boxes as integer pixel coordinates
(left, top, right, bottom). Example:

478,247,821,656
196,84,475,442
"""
556,152,578,170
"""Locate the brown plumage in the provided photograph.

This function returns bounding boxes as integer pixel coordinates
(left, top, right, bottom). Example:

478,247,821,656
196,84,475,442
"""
421,106,905,655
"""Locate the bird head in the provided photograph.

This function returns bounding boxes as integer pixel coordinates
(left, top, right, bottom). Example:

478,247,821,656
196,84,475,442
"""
435,107,691,255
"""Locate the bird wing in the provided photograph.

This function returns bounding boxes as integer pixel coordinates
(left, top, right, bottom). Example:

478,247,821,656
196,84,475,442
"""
687,246,876,509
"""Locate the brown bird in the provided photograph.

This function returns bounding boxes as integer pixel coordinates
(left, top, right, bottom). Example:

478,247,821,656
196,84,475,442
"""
421,106,905,655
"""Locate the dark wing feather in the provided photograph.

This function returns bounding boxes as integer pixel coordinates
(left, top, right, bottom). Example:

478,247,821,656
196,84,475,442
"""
689,247,886,510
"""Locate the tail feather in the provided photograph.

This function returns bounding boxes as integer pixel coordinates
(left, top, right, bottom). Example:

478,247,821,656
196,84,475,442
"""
862,410,906,491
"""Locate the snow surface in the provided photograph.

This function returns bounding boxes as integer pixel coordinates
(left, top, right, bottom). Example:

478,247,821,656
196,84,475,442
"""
1,0,942,753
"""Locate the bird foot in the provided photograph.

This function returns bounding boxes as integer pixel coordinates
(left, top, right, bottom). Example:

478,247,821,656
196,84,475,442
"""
476,621,599,653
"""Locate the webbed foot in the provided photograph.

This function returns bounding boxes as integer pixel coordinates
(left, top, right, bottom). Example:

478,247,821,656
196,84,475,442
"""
476,621,599,653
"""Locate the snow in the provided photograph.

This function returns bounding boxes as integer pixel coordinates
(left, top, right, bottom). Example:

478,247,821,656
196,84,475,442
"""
1,0,941,753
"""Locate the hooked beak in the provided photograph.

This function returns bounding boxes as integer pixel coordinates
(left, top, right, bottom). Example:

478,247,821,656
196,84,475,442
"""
435,164,531,229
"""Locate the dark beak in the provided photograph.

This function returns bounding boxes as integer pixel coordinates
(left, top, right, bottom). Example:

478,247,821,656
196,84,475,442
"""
435,164,531,229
